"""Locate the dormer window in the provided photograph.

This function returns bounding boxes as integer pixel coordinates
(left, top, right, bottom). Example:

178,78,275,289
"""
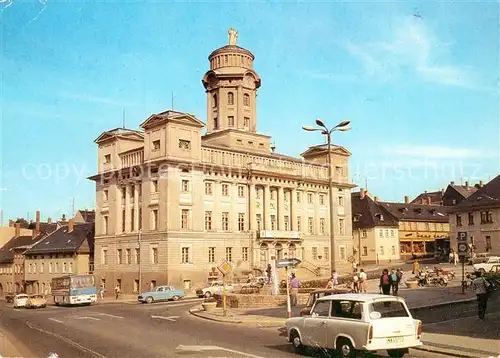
375,214,384,221
104,154,111,164
152,140,160,150
227,92,234,105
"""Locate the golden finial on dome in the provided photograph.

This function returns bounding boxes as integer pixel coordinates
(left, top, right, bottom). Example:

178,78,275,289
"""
228,27,238,45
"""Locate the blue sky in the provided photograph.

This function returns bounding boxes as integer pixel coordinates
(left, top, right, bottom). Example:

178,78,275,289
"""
1,1,499,222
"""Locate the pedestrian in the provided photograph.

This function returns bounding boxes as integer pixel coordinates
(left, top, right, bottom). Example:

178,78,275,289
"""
266,264,272,284
289,273,300,306
379,269,392,295
99,285,104,299
332,270,339,286
472,270,492,319
114,285,120,300
358,269,367,293
352,269,359,293
453,251,458,266
412,260,419,274
390,269,399,295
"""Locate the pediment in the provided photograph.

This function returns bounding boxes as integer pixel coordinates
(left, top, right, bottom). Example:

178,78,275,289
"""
300,145,351,158
94,129,144,144
140,111,205,130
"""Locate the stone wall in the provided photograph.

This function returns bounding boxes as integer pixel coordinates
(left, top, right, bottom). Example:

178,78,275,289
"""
215,293,308,309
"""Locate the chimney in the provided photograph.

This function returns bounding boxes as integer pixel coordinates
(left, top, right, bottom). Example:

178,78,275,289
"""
374,196,379,201
35,210,41,235
465,181,469,189
47,217,52,224
479,180,484,187
15,223,20,237
32,228,37,239
450,181,455,185
404,196,409,204
360,188,365,199
61,214,67,223
68,219,74,233
8,219,14,227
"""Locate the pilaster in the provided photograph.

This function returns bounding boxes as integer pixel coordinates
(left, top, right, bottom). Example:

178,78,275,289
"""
278,186,285,230
133,183,140,232
125,185,131,233
263,185,271,230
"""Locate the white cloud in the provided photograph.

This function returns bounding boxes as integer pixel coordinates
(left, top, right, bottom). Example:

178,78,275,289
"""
385,145,486,159
345,16,477,88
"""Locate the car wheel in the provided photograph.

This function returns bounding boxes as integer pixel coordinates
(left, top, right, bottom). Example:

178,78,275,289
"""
146,296,154,304
290,330,304,353
204,292,212,298
172,295,180,301
387,348,407,357
336,338,355,358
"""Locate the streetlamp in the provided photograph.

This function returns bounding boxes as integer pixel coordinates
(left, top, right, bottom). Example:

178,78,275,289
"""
138,229,142,293
303,119,351,273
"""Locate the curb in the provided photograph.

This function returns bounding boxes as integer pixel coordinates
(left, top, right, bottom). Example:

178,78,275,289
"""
413,344,493,358
409,297,476,312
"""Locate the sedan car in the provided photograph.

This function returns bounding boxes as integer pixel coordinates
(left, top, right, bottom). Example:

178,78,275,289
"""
13,294,29,309
285,293,422,358
138,285,185,304
26,294,47,309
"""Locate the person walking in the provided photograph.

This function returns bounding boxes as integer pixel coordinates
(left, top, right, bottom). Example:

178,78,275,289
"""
379,269,392,295
472,271,492,319
453,250,459,266
332,270,339,286
290,273,300,306
99,285,104,299
114,284,120,300
358,269,367,293
352,269,359,293
390,269,399,295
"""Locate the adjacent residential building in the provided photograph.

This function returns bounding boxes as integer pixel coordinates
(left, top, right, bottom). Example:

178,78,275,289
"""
74,210,96,223
449,174,500,257
0,223,32,248
89,29,355,293
23,220,94,295
379,198,450,260
351,190,400,264
411,181,480,206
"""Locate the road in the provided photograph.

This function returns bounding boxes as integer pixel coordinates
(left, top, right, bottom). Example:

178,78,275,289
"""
0,299,461,358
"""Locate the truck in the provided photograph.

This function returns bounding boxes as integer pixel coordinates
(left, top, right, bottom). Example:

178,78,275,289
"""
196,281,234,298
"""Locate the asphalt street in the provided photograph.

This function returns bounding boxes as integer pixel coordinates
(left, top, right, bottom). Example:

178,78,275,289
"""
0,299,460,358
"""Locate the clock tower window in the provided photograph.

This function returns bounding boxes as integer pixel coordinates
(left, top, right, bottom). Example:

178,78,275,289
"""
227,92,234,105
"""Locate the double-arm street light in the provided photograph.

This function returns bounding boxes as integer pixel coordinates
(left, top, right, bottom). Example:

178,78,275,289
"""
303,119,351,272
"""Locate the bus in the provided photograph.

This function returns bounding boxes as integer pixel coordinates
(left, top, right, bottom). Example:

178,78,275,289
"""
51,274,97,306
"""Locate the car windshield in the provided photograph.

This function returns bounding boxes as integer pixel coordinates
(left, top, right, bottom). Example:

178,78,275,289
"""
17,295,28,298
369,300,409,318
30,295,43,299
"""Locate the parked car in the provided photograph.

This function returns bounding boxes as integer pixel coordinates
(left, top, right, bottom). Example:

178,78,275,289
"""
468,252,493,265
138,285,185,304
285,293,422,358
196,281,234,298
473,257,500,273
13,294,29,309
490,264,500,274
26,294,47,309
300,288,353,316
4,292,15,303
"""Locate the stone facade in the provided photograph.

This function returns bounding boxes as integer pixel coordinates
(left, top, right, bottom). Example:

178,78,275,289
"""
90,30,355,294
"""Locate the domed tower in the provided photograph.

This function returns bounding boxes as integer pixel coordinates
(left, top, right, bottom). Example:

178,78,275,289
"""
202,28,262,136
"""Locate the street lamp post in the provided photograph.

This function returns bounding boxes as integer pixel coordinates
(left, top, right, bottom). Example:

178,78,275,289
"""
138,229,142,293
303,119,351,273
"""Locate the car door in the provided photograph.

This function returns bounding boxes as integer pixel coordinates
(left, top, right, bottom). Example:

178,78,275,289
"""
163,286,172,300
326,300,370,350
302,299,330,347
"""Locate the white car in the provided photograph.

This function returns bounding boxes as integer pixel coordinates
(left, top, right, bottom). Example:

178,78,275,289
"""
285,293,423,358
473,257,500,273
13,294,29,309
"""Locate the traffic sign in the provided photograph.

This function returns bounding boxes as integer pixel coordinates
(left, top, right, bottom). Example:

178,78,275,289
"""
457,242,468,257
217,260,233,276
457,232,468,242
276,258,301,268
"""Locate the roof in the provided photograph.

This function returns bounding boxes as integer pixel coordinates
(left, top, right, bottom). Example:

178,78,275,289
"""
351,192,399,229
300,144,352,158
140,110,205,130
378,202,449,222
318,293,401,302
410,190,443,205
0,235,42,264
77,210,95,223
27,222,58,235
208,45,254,60
94,127,144,144
24,223,94,255
450,174,500,212
450,184,478,199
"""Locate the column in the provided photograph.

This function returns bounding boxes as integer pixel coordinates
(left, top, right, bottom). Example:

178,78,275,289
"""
291,188,297,231
114,185,122,234
124,185,131,233
264,185,271,230
133,183,140,232
249,183,257,232
278,186,285,230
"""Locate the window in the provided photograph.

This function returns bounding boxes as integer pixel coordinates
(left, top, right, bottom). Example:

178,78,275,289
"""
242,247,248,262
339,246,346,260
481,211,494,224
363,246,368,256
181,180,189,192
205,211,213,231
222,184,229,196
228,116,234,127
40,263,44,273
103,216,109,235
385,229,389,237
238,213,245,231
319,195,325,205
102,248,108,265
103,189,109,202
208,247,215,263
308,217,314,234
243,117,250,128
271,215,276,230
181,247,189,264
468,212,474,226
152,180,158,193
62,262,67,273
205,182,213,195
369,301,409,318
225,247,233,262
307,193,313,204
331,301,363,320
126,249,131,264
227,92,234,105
181,209,189,230
324,247,329,260
122,209,126,232
179,139,191,150
312,300,330,317
486,236,492,252
296,191,301,203
151,247,158,264
131,209,135,232
338,196,344,206
380,246,384,255
456,214,462,227
339,219,345,235
117,249,123,265
312,247,318,260
222,212,229,231
284,216,290,231
391,246,396,255
152,209,159,230
243,93,250,106
104,154,111,164
213,117,218,129
69,262,73,273
256,214,262,231
320,218,325,234
390,230,395,237
135,248,140,264
362,230,367,238
152,140,160,150
297,217,301,231
238,186,245,198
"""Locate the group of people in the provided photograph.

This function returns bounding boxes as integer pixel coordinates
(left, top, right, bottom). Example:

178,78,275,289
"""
379,268,404,295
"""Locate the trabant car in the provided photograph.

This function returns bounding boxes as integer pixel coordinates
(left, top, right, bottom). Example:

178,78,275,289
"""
138,285,185,304
285,293,422,358
300,288,353,316
26,294,47,309
13,294,29,309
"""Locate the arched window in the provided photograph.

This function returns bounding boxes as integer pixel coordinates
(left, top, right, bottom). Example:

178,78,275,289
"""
260,243,268,263
227,92,234,105
243,93,250,106
213,94,218,107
